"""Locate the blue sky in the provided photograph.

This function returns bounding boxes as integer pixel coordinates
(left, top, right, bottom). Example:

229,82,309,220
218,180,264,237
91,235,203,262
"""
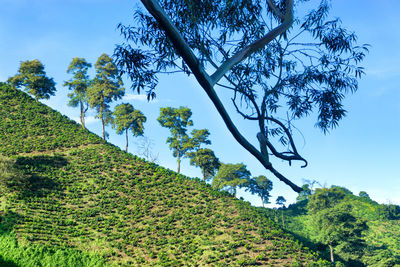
1,0,399,206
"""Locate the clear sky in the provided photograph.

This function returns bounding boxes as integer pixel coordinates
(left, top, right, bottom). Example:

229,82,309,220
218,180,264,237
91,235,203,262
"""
1,0,399,207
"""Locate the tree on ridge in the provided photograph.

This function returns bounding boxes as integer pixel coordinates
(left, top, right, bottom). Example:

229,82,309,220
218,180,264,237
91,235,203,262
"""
113,103,146,152
87,53,125,140
158,106,211,173
188,148,220,182
212,163,251,197
8,59,56,102
245,175,273,208
64,57,92,129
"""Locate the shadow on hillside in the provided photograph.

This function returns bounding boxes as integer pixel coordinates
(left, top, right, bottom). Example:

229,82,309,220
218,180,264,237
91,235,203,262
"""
15,154,68,171
0,210,22,232
13,155,68,198
0,255,18,267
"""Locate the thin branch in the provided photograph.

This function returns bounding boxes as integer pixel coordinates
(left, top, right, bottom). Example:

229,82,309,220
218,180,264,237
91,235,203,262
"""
210,0,294,85
267,0,285,21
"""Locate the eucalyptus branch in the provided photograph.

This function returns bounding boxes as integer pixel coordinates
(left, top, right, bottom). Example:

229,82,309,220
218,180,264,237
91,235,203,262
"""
231,97,259,120
210,0,294,85
264,116,308,167
266,0,285,21
266,139,307,167
139,1,299,189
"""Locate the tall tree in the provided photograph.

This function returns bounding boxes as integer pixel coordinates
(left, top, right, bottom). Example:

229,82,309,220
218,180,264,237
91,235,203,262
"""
188,148,220,182
296,183,314,202
307,187,368,264
309,202,367,264
64,57,92,129
113,103,146,152
276,195,286,227
87,54,125,140
245,175,273,208
157,106,210,173
8,59,56,101
115,0,368,192
212,163,251,197
307,187,347,213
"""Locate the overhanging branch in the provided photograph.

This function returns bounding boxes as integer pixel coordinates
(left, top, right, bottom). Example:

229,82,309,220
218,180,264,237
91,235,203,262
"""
139,0,302,193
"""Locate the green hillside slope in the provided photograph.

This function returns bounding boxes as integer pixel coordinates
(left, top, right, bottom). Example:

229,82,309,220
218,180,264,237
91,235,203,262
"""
0,83,325,266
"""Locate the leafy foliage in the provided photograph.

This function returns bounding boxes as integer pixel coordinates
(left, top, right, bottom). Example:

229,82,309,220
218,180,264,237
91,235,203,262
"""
283,185,400,266
64,57,92,129
113,103,146,152
0,83,102,157
309,202,367,263
158,106,210,173
8,59,56,101
244,175,273,208
0,231,105,267
212,163,251,197
276,196,287,208
115,0,368,192
87,54,125,140
188,148,220,182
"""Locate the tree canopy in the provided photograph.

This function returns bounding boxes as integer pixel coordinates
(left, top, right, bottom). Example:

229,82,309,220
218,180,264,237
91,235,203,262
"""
188,148,220,182
113,103,147,152
308,191,368,263
115,0,368,192
212,163,251,197
245,175,273,207
276,196,287,208
157,106,210,173
64,57,92,129
8,59,56,101
307,187,347,213
87,53,125,140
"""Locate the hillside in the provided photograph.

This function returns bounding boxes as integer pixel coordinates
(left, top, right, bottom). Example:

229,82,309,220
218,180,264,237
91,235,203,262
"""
0,83,325,266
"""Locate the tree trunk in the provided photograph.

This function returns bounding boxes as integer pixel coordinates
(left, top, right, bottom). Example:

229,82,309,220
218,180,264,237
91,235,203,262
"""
202,169,206,182
101,115,105,140
261,198,265,208
125,129,129,152
177,151,180,174
80,101,85,129
329,245,334,263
